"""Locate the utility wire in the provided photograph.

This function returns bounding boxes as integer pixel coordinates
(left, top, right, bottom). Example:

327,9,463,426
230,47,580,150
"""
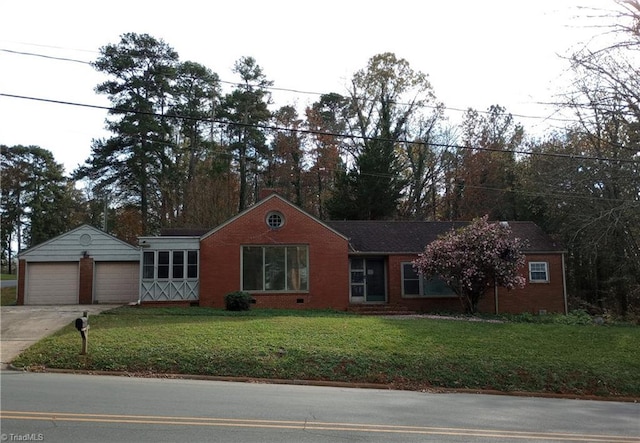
2,92,638,165
0,45,582,125
457,184,639,205
0,48,91,65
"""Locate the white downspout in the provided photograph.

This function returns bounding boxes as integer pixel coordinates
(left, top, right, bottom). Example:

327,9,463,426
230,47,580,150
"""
137,247,143,305
494,280,499,314
562,253,568,314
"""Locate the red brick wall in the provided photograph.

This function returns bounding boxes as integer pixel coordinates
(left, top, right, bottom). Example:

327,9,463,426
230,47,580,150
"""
388,253,566,314
78,257,94,304
198,196,565,314
17,259,26,305
199,197,350,310
387,255,462,312
479,253,566,314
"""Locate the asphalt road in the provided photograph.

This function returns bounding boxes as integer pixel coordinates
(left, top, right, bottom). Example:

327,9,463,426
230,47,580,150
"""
0,280,17,288
1,372,639,443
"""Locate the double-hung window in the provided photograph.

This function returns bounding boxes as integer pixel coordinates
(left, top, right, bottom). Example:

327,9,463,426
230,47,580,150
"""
401,262,456,298
242,245,308,292
529,262,549,283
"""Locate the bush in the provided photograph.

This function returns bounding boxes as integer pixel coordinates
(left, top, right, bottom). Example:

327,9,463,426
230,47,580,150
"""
502,309,599,325
224,291,253,311
511,312,537,323
553,309,594,325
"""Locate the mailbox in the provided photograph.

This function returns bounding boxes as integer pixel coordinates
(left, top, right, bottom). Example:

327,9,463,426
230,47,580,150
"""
75,316,87,331
75,313,89,355
75,316,88,337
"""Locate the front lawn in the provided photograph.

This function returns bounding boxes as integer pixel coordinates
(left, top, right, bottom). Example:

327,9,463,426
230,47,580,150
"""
11,307,640,398
1,273,17,305
1,287,16,306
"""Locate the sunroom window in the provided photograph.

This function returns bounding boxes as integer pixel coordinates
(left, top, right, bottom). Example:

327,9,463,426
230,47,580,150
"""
141,250,199,280
143,251,154,279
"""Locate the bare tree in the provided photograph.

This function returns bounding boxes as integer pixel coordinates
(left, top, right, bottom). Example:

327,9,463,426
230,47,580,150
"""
541,0,640,315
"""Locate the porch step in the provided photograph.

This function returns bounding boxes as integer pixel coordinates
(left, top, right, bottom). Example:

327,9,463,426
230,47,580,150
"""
348,304,417,316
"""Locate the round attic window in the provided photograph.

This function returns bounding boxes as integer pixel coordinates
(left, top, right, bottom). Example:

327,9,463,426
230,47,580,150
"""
266,211,284,229
79,233,92,246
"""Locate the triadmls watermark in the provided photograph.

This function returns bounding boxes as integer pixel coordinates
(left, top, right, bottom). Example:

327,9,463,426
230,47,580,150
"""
1,434,44,442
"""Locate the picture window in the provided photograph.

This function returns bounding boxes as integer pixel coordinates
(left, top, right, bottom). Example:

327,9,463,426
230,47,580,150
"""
242,245,308,292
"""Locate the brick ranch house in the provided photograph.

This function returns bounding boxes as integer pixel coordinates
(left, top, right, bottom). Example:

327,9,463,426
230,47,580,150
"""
18,193,567,314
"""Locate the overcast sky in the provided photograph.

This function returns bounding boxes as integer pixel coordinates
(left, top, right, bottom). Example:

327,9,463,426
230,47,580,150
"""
0,0,619,175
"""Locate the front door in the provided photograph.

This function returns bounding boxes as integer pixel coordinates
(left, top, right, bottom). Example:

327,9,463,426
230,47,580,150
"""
350,257,387,303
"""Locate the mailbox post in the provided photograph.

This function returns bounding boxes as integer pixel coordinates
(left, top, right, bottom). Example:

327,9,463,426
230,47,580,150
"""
75,311,89,355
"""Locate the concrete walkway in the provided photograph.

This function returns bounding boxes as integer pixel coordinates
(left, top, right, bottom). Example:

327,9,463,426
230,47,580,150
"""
1,305,119,369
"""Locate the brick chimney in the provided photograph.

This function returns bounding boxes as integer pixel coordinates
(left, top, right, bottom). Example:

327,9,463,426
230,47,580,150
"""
259,188,279,200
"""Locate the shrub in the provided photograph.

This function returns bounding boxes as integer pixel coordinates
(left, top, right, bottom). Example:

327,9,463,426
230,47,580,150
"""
503,309,598,325
511,312,537,323
553,309,593,325
224,291,253,311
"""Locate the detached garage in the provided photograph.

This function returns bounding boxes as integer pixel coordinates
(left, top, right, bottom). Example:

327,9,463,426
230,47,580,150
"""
17,225,140,305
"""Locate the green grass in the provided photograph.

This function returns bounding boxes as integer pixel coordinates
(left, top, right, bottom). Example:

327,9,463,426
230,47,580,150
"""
1,273,17,305
11,307,640,398
1,287,16,306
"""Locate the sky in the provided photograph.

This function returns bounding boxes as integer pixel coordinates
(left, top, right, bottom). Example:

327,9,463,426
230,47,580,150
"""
0,0,620,176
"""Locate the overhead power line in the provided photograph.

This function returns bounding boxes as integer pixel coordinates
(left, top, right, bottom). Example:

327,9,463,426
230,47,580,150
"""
0,48,91,65
2,92,638,165
1,45,581,125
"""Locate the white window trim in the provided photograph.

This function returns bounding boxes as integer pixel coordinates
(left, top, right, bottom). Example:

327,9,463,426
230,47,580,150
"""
141,250,199,281
266,211,285,229
528,261,549,283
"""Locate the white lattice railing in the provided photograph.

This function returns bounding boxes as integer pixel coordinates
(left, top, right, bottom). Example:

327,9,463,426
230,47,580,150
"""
140,280,199,302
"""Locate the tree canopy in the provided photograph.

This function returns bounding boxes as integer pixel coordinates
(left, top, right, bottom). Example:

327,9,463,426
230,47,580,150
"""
326,52,439,220
1,145,85,268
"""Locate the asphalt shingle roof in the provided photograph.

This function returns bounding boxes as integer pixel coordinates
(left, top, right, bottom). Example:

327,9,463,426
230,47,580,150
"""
326,220,564,254
160,228,210,237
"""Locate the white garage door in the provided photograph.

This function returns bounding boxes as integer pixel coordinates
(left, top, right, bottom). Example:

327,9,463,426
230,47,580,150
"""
95,262,139,304
27,262,78,305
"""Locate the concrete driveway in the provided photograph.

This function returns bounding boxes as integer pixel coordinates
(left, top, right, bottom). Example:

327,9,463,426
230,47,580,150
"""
1,305,120,369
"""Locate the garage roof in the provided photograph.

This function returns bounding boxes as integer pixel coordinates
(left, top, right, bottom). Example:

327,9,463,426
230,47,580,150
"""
19,224,140,262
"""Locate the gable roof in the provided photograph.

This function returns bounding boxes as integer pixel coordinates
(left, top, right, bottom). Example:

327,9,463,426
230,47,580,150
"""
18,224,139,260
201,193,349,241
193,193,562,254
326,220,564,254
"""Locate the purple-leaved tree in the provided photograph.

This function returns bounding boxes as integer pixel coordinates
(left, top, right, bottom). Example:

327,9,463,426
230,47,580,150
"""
413,216,527,314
